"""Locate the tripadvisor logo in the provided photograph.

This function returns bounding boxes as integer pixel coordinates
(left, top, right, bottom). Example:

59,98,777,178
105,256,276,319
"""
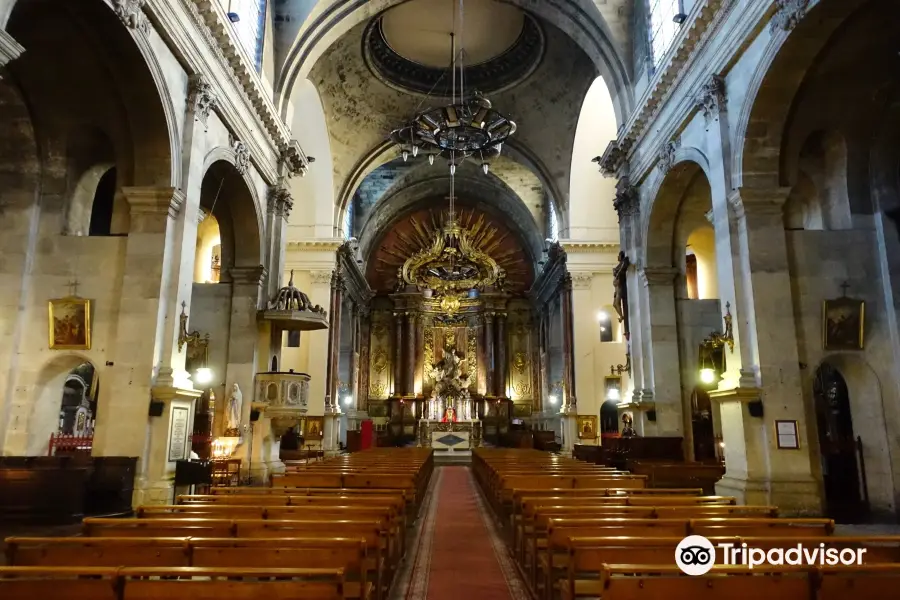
675,536,867,575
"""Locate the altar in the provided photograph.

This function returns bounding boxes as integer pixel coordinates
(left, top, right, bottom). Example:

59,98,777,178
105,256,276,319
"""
418,419,482,450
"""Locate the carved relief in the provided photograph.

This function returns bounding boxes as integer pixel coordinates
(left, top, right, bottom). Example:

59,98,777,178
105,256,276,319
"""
658,139,679,173
770,0,810,32
507,309,535,407
467,326,478,393
188,74,216,127
310,270,333,285
114,0,151,36
367,311,391,400
232,139,251,175
696,74,727,120
423,326,434,389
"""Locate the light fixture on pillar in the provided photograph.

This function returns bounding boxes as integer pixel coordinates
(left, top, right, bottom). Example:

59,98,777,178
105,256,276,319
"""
606,387,620,401
610,364,627,376
178,302,213,386
698,301,734,386
343,395,353,407
548,395,559,405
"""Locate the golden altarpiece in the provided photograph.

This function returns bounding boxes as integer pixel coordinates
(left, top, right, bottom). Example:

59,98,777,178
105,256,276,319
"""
325,209,576,450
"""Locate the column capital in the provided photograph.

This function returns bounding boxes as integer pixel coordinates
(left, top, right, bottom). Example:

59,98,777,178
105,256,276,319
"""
188,73,217,127
229,265,267,286
570,271,594,290
113,0,151,36
695,73,727,120
267,183,293,219
122,186,184,218
0,30,25,74
309,270,333,285
639,267,678,287
729,187,791,218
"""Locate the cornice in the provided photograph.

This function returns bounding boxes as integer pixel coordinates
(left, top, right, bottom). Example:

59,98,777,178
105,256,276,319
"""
627,0,773,184
144,0,309,184
560,241,620,254
618,0,730,151
286,239,345,252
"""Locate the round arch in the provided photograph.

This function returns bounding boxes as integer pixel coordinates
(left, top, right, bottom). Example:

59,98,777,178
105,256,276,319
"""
732,0,869,190
27,354,95,456
274,0,633,126
199,158,265,274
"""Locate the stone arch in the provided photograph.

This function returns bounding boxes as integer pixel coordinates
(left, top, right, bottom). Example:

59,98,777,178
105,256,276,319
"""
641,156,713,271
27,354,95,456
811,354,894,517
275,0,633,126
5,0,176,190
356,166,545,265
733,0,871,190
199,158,265,275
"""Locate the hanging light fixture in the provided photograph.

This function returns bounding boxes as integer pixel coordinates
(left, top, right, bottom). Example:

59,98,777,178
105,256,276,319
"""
389,0,516,176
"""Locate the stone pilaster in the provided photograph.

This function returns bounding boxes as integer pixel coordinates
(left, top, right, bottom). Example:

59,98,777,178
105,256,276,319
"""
496,312,507,397
405,312,416,396
713,188,821,514
393,312,403,396
561,274,577,408
484,312,495,395
348,303,359,410
325,272,343,410
639,266,684,440
93,186,182,503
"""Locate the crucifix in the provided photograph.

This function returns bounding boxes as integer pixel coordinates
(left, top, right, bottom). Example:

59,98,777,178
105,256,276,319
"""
839,281,850,297
66,278,80,298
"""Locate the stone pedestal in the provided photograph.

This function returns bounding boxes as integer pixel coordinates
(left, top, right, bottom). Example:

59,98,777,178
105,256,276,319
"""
138,385,201,506
559,407,578,456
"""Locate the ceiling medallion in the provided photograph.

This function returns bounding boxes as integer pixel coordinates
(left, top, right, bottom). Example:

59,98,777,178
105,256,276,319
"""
401,218,506,301
388,0,516,176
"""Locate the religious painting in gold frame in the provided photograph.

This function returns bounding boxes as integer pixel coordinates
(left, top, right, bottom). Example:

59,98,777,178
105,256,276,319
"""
577,415,598,439
48,297,91,350
822,298,864,351
303,416,324,440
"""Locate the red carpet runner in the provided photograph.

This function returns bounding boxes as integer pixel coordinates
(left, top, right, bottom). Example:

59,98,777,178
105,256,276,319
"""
403,467,526,600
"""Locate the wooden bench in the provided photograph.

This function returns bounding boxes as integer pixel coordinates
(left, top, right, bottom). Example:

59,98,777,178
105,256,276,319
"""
0,566,346,600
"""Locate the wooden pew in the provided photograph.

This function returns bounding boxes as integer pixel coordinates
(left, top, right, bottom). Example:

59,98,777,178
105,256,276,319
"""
5,537,373,600
0,566,346,600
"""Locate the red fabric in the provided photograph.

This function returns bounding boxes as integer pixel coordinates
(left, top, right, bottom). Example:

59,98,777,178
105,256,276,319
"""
424,468,514,600
360,420,373,450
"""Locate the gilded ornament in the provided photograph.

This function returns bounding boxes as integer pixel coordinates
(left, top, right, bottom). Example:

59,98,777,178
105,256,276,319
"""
513,351,527,374
370,381,386,398
372,349,388,373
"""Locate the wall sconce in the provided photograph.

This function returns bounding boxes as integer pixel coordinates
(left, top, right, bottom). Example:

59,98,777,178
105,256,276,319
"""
610,364,627,376
178,302,213,384
548,395,559,405
703,301,735,353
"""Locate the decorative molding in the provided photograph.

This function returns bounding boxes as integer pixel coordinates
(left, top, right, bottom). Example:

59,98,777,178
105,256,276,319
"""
114,0,151,36
232,139,251,176
229,265,268,286
658,139,679,173
569,272,595,290
594,139,632,178
560,241,620,254
613,181,640,223
188,73,217,128
695,74,727,120
122,186,184,218
286,239,345,252
268,183,293,219
310,270,334,285
615,0,732,161
639,267,679,287
0,30,25,77
279,140,310,178
172,0,293,153
770,0,810,32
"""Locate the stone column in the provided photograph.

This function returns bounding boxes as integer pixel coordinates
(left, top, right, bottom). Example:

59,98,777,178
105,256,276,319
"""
266,184,292,303
348,303,359,411
640,267,683,439
226,266,266,479
93,187,184,504
713,188,820,514
561,275,577,409
405,312,417,396
357,313,371,415
495,312,508,397
484,312,495,395
615,184,645,401
324,272,343,410
393,313,403,396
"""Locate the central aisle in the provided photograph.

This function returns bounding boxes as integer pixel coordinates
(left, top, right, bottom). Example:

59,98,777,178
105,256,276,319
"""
400,467,527,600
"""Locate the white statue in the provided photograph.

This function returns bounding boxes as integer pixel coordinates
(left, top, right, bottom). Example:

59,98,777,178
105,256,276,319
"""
226,382,243,434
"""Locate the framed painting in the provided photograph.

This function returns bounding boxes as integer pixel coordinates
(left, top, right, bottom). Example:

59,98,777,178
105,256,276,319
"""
49,297,91,350
304,416,324,439
823,298,864,351
577,415,598,439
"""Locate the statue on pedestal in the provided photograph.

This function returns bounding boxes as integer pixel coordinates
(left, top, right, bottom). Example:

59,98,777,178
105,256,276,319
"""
428,340,471,421
225,383,243,436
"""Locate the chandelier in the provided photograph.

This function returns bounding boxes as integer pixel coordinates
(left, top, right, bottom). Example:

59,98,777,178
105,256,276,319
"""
388,0,517,175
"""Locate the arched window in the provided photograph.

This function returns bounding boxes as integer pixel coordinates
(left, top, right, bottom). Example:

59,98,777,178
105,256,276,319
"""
548,200,559,242
88,167,117,236
223,0,266,71
648,0,683,67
